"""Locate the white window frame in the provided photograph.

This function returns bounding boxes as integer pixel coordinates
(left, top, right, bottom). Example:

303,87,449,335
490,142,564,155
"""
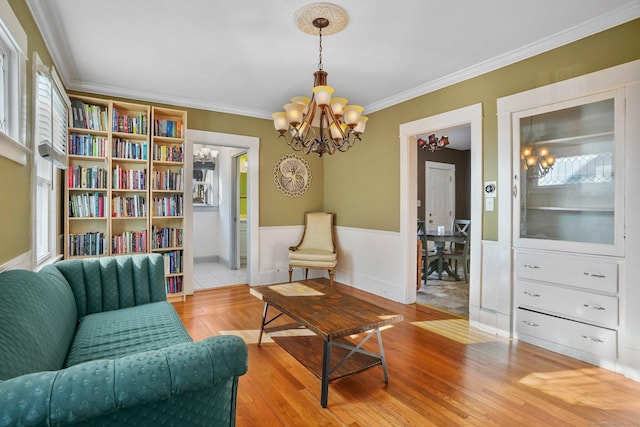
0,0,27,165
33,52,69,268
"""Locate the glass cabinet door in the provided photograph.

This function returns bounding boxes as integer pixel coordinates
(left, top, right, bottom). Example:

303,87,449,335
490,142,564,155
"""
513,90,624,256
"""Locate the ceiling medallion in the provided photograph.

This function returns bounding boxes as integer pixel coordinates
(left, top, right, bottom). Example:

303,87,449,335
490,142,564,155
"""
272,3,367,156
273,154,312,197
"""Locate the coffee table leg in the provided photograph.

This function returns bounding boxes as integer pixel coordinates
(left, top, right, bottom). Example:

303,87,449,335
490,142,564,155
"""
258,303,269,346
377,329,389,383
321,339,331,408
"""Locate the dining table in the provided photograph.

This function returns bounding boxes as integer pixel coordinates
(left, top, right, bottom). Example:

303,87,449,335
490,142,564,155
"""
422,229,467,281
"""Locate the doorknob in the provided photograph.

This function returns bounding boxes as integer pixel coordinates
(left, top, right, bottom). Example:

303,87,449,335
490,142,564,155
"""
429,219,433,223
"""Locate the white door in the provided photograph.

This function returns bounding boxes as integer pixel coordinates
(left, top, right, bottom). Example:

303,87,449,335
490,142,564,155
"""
425,161,455,231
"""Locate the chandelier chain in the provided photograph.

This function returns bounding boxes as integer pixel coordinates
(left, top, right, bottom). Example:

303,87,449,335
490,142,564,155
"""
318,28,323,71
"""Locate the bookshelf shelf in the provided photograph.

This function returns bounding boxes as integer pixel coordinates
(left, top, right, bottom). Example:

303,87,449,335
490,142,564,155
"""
151,106,187,302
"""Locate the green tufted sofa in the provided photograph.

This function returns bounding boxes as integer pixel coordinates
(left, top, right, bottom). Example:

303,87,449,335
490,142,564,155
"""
0,254,248,426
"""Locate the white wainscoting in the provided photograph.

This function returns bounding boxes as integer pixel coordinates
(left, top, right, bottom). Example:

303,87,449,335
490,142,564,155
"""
0,252,31,272
256,225,405,302
474,240,511,337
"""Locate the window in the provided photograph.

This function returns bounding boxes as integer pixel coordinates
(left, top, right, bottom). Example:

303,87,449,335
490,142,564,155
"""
0,0,27,164
33,52,69,266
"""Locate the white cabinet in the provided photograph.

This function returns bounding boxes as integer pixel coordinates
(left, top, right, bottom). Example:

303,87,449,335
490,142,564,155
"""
514,249,620,365
498,60,640,379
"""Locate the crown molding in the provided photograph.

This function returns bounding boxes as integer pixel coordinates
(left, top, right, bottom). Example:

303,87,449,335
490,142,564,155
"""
66,79,274,119
365,1,640,113
27,0,640,119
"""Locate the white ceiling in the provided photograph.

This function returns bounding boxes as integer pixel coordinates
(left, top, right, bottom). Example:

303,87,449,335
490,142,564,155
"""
27,1,639,134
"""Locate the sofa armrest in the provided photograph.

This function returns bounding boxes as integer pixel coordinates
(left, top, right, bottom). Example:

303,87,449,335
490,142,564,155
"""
0,335,248,426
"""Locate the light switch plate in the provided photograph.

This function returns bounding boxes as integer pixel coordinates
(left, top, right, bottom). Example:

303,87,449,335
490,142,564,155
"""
485,198,494,211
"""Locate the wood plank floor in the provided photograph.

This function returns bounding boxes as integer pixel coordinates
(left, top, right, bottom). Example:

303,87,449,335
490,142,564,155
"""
173,279,640,426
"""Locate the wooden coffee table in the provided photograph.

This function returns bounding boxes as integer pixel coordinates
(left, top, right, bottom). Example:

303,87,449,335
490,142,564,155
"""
250,280,403,407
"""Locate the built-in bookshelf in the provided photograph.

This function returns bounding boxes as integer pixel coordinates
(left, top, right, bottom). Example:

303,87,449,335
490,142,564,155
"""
65,96,187,301
110,101,150,256
65,96,110,258
150,106,186,302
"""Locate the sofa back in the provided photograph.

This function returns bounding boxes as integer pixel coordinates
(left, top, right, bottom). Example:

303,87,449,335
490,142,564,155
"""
0,267,77,380
54,253,166,317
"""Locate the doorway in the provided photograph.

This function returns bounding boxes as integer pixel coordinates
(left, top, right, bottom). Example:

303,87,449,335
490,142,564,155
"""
399,104,483,321
183,130,259,295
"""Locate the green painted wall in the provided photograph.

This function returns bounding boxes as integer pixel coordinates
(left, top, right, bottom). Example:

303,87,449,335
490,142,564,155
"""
239,154,247,219
1,0,638,265
323,19,640,239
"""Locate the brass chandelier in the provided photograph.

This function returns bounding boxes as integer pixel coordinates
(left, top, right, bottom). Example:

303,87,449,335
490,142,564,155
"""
272,3,367,156
418,134,450,152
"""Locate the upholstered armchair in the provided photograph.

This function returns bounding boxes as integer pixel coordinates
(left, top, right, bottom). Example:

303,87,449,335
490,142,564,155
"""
288,212,337,287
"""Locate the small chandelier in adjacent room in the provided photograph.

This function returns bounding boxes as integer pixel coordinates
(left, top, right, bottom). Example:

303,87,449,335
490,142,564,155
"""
521,146,555,178
418,134,449,152
272,3,367,156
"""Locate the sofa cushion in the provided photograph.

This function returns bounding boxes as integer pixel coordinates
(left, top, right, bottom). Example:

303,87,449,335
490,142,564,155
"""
0,268,77,380
65,301,192,367
54,253,166,317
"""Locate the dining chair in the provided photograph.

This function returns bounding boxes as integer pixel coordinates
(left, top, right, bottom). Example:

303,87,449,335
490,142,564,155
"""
446,233,469,282
288,212,338,287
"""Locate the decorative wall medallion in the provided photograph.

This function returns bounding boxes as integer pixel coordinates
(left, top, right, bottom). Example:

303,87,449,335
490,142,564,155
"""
273,154,312,197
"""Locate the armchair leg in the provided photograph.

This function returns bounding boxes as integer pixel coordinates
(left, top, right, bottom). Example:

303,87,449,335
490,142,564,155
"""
305,268,309,280
329,269,334,288
288,267,293,283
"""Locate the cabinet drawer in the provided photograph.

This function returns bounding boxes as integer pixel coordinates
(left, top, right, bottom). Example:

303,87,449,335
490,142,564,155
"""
515,251,618,293
516,280,618,328
516,309,617,360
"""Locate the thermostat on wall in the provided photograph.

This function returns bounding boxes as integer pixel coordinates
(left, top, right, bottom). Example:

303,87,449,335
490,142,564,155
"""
484,181,497,197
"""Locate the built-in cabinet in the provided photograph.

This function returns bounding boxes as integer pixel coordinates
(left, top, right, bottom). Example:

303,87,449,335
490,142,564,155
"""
65,96,187,302
498,60,640,380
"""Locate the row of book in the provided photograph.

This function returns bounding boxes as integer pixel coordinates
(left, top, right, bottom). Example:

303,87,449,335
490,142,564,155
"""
68,134,108,157
68,166,108,189
165,276,183,294
69,193,106,218
112,195,147,218
67,232,107,257
152,144,183,162
154,119,183,139
152,195,184,217
163,250,183,274
152,169,183,191
113,108,148,135
152,226,184,249
111,230,148,254
112,138,148,160
71,99,109,131
112,165,147,190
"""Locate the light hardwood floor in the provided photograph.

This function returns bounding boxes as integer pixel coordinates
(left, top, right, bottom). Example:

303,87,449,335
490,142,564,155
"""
173,280,640,426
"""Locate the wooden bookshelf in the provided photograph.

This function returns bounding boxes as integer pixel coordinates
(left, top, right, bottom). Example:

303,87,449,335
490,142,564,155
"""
65,96,110,258
66,97,187,301
151,106,186,302
110,101,150,255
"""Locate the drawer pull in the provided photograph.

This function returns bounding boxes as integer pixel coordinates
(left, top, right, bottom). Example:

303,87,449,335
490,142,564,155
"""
583,272,606,278
523,291,540,297
522,321,539,327
581,335,604,343
523,264,540,269
583,304,606,311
